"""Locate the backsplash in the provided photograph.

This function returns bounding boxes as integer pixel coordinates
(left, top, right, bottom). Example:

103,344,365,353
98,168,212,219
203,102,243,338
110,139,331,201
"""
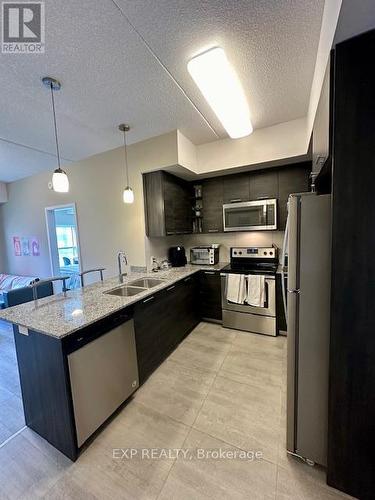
146,231,285,267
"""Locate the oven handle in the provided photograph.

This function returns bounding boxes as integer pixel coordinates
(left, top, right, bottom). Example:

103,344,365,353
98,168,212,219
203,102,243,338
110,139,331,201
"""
221,273,271,309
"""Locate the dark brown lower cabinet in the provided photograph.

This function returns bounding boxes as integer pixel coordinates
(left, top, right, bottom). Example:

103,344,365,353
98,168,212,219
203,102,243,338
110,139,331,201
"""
134,275,200,384
12,276,201,462
13,309,133,462
198,270,222,322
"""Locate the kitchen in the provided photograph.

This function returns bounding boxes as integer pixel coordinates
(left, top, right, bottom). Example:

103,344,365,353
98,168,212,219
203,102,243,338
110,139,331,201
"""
0,1,374,499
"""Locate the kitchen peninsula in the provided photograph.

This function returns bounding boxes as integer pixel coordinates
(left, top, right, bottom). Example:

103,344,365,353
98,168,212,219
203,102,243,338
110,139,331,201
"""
0,264,226,461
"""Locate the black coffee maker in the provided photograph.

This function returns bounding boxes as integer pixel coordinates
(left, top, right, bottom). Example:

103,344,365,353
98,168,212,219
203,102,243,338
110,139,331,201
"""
168,246,187,267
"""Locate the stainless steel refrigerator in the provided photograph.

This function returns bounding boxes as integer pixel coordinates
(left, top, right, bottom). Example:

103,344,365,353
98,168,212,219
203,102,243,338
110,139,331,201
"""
282,192,331,466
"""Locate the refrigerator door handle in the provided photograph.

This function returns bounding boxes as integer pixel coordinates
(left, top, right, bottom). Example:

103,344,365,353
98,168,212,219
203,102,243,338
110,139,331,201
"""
288,288,300,294
281,211,289,324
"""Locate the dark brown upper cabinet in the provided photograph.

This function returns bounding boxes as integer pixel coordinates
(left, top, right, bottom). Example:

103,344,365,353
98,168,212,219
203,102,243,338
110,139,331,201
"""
223,173,250,203
278,163,310,201
143,171,193,237
249,169,278,200
202,177,224,233
278,163,310,229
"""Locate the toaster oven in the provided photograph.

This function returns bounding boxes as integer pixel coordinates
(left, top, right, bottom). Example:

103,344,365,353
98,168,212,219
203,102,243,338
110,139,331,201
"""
190,246,219,265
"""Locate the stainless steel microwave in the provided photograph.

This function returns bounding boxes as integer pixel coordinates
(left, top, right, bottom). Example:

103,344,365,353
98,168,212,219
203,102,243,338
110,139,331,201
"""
223,199,277,232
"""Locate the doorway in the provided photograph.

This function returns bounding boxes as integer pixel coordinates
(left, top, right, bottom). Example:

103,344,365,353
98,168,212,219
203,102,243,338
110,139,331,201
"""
45,204,82,281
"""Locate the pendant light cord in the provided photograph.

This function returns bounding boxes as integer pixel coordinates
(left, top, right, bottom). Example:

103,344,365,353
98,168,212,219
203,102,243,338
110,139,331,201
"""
50,82,61,169
122,129,129,186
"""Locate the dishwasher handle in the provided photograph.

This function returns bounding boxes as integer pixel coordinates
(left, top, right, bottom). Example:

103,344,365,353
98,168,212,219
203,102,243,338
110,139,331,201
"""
64,309,133,353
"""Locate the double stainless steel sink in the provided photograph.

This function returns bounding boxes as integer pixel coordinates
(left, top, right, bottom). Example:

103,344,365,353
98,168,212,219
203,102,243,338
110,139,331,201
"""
129,278,165,288
105,277,166,297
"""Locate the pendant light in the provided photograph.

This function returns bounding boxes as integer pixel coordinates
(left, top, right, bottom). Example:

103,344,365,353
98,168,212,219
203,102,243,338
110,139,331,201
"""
119,124,134,204
42,76,69,193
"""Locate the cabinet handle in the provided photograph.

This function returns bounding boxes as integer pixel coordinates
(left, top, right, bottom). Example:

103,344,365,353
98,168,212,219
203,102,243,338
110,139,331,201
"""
184,277,191,282
208,229,219,233
143,296,155,303
166,231,175,235
230,198,242,203
204,271,216,275
167,285,175,291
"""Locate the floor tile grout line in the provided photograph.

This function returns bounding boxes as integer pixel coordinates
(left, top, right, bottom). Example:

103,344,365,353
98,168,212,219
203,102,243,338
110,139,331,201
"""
0,425,27,449
134,396,283,470
186,325,286,471
156,325,239,499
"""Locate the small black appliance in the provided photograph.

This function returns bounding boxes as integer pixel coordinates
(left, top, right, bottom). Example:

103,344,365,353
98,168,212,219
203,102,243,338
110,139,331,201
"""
168,246,187,267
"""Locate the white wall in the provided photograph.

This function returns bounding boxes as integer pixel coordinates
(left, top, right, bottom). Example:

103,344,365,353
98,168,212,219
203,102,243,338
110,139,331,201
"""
0,120,314,277
196,118,309,174
0,183,7,203
0,131,179,278
312,60,330,174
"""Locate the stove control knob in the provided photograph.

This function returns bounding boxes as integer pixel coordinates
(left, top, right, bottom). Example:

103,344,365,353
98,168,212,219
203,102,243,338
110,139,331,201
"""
270,251,273,256
239,251,242,255
233,251,237,255
264,251,267,255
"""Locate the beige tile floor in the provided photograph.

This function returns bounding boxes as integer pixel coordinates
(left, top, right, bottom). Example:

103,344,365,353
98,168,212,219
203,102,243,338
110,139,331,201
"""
0,321,25,446
0,321,355,499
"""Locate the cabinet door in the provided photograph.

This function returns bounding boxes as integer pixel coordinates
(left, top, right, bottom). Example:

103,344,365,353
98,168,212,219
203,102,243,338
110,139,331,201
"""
160,282,186,354
133,293,166,383
163,173,192,235
249,170,278,200
199,271,222,321
163,174,178,235
202,178,224,233
278,164,310,200
134,277,200,384
174,182,193,234
223,174,250,203
278,164,310,229
178,275,200,336
143,171,166,237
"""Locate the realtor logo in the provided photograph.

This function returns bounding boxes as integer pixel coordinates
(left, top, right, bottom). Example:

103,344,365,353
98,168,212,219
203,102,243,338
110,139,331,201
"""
1,2,45,53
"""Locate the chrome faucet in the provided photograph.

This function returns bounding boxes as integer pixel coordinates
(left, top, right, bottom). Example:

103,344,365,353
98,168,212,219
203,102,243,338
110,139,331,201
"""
118,251,128,283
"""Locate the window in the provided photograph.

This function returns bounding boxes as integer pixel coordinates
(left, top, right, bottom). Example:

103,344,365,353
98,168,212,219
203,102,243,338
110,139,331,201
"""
45,204,81,279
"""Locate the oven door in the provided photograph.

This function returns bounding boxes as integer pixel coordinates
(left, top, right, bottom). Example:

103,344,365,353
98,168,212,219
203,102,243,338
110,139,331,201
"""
221,274,276,317
223,199,277,232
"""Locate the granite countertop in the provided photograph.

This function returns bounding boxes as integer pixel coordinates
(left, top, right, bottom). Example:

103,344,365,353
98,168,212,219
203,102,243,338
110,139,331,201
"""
0,263,228,339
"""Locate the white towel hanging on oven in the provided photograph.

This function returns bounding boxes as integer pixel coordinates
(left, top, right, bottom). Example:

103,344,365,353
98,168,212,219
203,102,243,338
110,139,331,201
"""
246,275,266,307
226,274,247,304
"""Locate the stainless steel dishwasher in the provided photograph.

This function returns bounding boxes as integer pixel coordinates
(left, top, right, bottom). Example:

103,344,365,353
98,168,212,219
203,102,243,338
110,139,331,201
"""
68,318,139,447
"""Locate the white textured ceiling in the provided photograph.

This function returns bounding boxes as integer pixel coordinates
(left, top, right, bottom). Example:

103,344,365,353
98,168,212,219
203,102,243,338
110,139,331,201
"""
0,0,325,182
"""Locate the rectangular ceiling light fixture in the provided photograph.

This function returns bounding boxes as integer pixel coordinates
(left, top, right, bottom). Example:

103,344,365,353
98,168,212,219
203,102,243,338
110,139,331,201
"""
187,47,253,139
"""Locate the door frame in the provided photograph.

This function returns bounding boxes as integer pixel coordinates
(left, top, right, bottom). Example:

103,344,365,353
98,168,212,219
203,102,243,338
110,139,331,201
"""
45,202,83,277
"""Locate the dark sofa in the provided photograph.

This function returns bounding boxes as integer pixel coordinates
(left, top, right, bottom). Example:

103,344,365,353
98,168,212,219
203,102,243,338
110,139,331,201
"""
0,274,54,309
1,281,54,308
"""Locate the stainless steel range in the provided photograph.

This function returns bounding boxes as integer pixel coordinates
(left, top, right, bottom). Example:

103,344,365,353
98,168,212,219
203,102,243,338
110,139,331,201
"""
220,246,278,336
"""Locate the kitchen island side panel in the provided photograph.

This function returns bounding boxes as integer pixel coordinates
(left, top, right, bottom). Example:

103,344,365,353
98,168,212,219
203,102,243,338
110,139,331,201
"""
13,325,78,461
